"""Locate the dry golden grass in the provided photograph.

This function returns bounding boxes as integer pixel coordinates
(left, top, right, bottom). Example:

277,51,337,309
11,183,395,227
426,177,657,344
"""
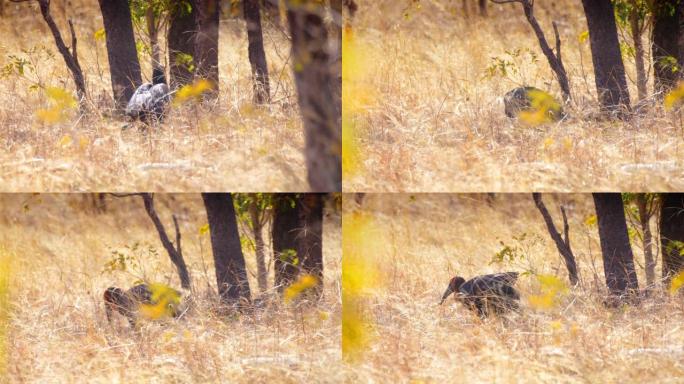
3,194,341,382
0,3,307,192
345,1,684,192
344,193,684,382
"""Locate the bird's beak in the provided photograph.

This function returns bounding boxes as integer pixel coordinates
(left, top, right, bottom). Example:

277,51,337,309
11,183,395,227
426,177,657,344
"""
440,286,454,305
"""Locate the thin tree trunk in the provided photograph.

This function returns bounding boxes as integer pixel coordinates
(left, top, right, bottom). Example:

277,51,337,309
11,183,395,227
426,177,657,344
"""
141,193,191,290
38,0,86,106
629,0,647,102
99,0,142,110
244,0,270,104
298,193,324,299
532,193,579,285
652,0,682,95
195,0,219,92
636,194,655,286
272,194,300,294
479,0,487,16
168,0,198,88
249,199,268,292
581,0,631,112
146,7,161,71
202,193,252,306
286,1,342,191
659,193,684,283
592,193,639,299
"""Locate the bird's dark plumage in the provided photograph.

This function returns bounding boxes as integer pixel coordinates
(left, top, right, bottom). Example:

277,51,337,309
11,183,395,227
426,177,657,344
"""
125,67,171,123
440,272,521,318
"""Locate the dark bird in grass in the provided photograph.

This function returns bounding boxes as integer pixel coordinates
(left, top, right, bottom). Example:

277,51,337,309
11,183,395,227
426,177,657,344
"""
104,283,181,327
125,67,172,124
440,272,521,318
504,86,564,121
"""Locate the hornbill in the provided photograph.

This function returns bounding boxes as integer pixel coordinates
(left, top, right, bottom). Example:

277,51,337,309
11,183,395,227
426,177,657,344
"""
104,283,180,327
440,272,521,318
125,67,172,124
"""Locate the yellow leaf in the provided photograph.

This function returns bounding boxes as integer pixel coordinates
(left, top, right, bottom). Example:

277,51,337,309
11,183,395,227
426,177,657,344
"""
173,79,215,105
58,135,72,148
584,214,597,227
138,283,181,320
664,82,684,110
199,223,210,235
669,270,684,295
578,30,589,44
542,137,555,150
283,274,319,304
93,28,106,41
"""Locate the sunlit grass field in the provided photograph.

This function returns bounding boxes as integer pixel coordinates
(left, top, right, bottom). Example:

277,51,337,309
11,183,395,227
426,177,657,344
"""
343,193,684,382
344,1,684,192
3,194,341,382
0,3,307,192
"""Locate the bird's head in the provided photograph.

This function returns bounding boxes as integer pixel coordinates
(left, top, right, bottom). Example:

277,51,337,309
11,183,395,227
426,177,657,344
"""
440,276,466,305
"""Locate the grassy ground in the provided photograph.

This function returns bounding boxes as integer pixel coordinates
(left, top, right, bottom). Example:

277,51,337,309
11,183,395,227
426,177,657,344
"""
343,193,684,382
344,1,684,192
0,3,307,192
3,194,341,383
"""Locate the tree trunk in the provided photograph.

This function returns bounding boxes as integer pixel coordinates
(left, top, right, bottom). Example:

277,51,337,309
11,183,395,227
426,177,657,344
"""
532,193,579,285
202,193,251,305
636,194,655,286
98,0,142,110
168,0,198,88
479,0,487,16
244,0,270,104
629,0,647,102
146,7,161,72
659,193,684,283
195,0,220,92
272,194,300,294
592,193,639,298
581,0,631,112
38,0,86,106
249,199,268,293
141,194,191,290
298,193,324,299
652,0,682,95
286,1,342,192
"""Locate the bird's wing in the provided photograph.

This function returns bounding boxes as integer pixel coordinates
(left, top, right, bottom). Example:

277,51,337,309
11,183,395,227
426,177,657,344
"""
466,273,519,297
146,84,171,114
125,83,152,116
128,284,153,304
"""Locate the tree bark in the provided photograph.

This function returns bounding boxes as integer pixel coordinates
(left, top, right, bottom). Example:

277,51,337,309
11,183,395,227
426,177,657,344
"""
298,193,324,298
272,194,301,293
38,0,86,105
629,0,647,102
592,193,639,298
98,0,142,110
202,193,251,306
659,193,684,283
532,193,579,285
479,0,487,16
581,0,631,112
141,194,191,290
635,195,655,286
652,0,682,95
244,0,270,104
146,7,161,72
195,0,219,92
168,0,198,88
286,1,342,192
249,199,268,292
